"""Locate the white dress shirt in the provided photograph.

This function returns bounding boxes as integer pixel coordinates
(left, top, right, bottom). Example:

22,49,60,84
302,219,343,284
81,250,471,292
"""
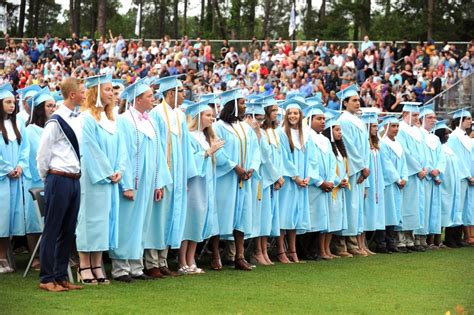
37,105,82,180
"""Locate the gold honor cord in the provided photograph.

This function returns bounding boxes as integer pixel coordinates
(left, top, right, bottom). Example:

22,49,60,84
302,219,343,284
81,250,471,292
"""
163,102,182,170
264,128,280,149
230,122,247,189
332,157,351,201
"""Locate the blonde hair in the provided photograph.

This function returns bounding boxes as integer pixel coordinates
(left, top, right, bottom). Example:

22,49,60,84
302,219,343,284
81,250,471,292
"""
188,114,216,145
84,86,115,122
60,77,82,99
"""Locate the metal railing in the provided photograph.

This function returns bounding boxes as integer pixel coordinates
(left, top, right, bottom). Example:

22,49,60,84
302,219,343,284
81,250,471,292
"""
432,72,473,115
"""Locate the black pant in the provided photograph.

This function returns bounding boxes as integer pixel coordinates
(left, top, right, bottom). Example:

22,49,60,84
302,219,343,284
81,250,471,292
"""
444,226,463,247
39,174,80,283
374,226,396,249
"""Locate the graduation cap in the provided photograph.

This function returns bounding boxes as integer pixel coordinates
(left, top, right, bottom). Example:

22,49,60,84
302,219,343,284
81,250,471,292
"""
419,103,435,117
279,94,309,112
432,119,452,133
185,99,214,131
361,112,378,125
378,114,400,138
121,79,152,109
246,93,262,105
27,87,55,123
400,101,422,126
336,84,359,111
199,93,217,104
112,79,125,89
324,111,342,142
449,107,471,120
156,75,184,108
181,99,194,111
220,88,245,117
259,94,278,107
286,92,306,100
245,102,265,116
325,108,341,120
84,74,113,108
52,91,63,103
304,104,325,119
306,95,323,107
17,85,42,109
0,82,14,100
449,107,472,129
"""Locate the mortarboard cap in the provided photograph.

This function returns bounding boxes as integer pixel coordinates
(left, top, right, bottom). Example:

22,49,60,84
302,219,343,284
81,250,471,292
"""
419,103,435,117
0,83,14,100
121,79,151,103
245,102,266,116
336,84,359,101
112,79,125,89
84,74,112,89
17,84,42,100
361,112,378,125
432,119,452,132
379,114,400,128
304,104,326,118
279,94,309,112
156,75,184,93
324,116,341,130
220,88,245,117
185,99,213,119
306,95,323,107
401,101,422,113
449,107,472,120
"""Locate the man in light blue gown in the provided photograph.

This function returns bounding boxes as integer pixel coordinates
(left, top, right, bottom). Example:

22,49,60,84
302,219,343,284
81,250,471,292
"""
395,102,427,252
109,80,172,282
144,75,198,277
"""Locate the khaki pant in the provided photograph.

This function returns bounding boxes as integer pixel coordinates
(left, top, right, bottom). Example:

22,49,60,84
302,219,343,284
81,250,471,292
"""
111,259,143,278
144,248,168,269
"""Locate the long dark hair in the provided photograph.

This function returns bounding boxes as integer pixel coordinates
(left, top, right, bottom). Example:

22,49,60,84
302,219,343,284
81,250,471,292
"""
27,102,48,128
261,105,278,130
219,100,240,124
451,117,472,135
322,127,348,158
368,123,380,150
0,98,22,145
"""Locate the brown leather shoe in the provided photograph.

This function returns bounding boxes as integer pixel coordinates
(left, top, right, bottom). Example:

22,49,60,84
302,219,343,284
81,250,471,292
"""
38,282,68,292
159,266,177,277
144,267,165,279
57,280,83,290
234,258,252,271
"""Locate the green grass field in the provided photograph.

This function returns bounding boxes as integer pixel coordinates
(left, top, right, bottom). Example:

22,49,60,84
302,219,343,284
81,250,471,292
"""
1,248,473,314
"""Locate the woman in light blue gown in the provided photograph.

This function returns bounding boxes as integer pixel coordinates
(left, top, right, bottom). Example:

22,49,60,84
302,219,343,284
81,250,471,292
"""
23,89,56,270
0,83,29,273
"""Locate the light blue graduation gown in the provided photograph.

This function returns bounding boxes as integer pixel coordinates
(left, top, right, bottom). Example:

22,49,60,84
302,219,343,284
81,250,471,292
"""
76,112,125,252
259,128,283,237
23,124,44,234
339,111,370,236
363,148,386,231
379,138,408,227
396,122,427,231
469,139,474,225
147,102,198,249
419,130,446,235
277,127,318,233
0,120,29,237
308,130,336,232
109,110,171,260
214,120,261,239
440,144,462,227
330,152,349,233
447,128,473,225
182,131,219,243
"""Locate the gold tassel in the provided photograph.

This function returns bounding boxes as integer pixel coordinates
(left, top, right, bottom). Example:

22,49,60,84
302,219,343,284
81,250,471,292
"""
257,182,262,201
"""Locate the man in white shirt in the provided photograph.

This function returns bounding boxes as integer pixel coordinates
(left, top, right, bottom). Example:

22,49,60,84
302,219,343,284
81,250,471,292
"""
37,77,85,292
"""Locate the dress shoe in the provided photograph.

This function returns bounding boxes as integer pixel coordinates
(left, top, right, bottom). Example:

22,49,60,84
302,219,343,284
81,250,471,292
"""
57,281,83,290
39,282,68,292
144,267,165,279
234,258,252,271
159,266,178,277
222,259,235,267
113,275,134,283
396,247,409,253
374,247,391,254
132,273,153,280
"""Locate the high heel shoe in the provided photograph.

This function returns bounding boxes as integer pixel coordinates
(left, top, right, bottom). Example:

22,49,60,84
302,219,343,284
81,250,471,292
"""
91,266,110,285
77,267,98,285
277,252,292,264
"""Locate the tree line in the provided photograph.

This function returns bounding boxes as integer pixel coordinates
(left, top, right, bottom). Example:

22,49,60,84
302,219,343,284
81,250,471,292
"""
5,0,473,41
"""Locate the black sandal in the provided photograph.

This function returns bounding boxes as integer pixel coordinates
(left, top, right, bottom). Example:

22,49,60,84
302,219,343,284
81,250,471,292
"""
91,266,110,285
77,267,98,285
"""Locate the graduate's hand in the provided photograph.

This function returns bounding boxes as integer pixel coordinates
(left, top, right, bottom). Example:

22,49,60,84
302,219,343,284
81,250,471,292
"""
246,169,255,180
154,188,164,202
209,139,225,155
109,172,121,183
319,181,333,192
234,165,247,179
294,177,307,187
14,166,22,178
398,179,406,189
430,169,440,177
123,190,135,201
340,179,349,188
362,168,370,178
7,170,16,178
417,170,427,180
302,177,310,185
434,179,442,186
357,175,365,184
469,177,474,186
274,181,281,191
